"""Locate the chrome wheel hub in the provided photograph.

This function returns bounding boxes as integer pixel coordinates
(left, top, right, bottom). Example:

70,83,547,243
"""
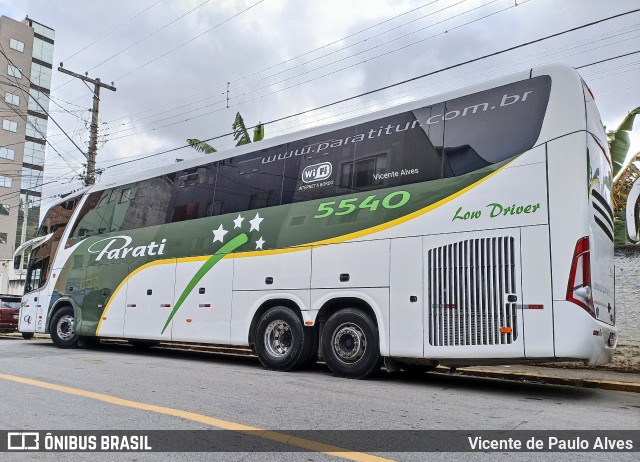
264,320,292,357
332,323,366,363
57,315,75,341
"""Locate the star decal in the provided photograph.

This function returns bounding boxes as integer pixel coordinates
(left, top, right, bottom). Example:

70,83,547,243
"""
249,212,263,232
255,237,265,250
212,223,228,243
233,214,244,229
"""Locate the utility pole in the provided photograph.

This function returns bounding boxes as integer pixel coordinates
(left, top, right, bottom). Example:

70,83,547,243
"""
18,195,28,274
57,64,116,186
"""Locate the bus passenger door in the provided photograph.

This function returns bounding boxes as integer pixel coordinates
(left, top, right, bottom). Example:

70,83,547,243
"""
389,237,424,357
124,260,176,341
172,258,233,344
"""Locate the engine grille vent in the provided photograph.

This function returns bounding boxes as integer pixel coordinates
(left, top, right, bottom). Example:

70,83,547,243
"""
428,236,518,347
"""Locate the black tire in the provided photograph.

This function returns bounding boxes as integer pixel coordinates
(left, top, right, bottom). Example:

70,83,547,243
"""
321,308,381,379
21,332,34,340
50,306,79,349
128,340,160,348
254,307,316,372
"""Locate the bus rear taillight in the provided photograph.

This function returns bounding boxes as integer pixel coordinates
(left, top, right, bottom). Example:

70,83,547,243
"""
566,236,595,317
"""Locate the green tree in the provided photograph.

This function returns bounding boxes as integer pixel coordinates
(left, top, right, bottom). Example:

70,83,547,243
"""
609,107,640,245
187,112,264,154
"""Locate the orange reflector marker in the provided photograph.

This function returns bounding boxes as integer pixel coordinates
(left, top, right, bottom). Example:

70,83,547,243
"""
500,327,513,334
186,318,192,323
305,321,313,326
102,317,107,320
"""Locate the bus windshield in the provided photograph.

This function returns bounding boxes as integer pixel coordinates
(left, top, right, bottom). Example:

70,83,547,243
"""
25,196,80,293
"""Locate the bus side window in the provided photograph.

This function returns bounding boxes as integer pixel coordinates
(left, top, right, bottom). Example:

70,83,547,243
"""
442,76,551,177
347,109,443,190
214,153,285,215
167,166,216,222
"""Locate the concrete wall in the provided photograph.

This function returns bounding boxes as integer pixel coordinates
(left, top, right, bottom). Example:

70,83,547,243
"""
610,245,640,371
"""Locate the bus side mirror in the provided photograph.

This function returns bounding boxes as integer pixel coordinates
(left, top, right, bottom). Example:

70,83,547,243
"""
626,178,640,243
13,255,21,270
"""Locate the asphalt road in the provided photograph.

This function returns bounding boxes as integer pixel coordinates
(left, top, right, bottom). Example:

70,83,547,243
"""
0,337,638,462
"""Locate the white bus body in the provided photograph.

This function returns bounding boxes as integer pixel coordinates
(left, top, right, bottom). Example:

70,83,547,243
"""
18,64,616,378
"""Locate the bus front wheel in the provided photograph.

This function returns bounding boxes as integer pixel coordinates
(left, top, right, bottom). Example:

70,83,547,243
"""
255,307,316,372
321,308,381,379
50,306,79,349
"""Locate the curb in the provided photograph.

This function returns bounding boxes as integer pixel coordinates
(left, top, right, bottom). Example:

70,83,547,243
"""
434,367,640,393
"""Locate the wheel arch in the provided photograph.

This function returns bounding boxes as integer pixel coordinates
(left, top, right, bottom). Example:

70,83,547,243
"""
247,295,308,348
312,291,389,356
46,298,76,334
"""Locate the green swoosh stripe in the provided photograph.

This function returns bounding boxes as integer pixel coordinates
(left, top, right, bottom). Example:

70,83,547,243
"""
161,233,249,334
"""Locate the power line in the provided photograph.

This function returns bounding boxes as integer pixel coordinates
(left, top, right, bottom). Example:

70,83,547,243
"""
103,0,482,129
103,6,640,143
103,0,515,139
86,0,211,73
59,0,164,64
104,0,448,124
576,49,640,69
113,0,266,82
99,47,640,173
0,45,89,162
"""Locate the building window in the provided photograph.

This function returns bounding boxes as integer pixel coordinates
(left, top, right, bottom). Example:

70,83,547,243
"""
23,142,44,166
7,64,22,79
2,119,18,132
0,175,13,188
32,23,55,40
32,38,54,64
0,204,9,215
0,147,15,160
25,116,47,139
21,167,43,191
4,93,19,106
0,232,7,244
28,88,49,113
9,38,25,52
30,63,52,89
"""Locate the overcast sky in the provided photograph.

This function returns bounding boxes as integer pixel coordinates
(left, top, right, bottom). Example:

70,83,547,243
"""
1,0,639,210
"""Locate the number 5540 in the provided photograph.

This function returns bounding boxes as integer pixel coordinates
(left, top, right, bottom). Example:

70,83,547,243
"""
313,191,410,219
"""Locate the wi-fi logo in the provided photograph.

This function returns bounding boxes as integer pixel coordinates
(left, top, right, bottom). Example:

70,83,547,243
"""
302,162,333,184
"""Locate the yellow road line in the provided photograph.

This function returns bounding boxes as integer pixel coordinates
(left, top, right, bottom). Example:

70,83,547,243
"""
0,373,393,462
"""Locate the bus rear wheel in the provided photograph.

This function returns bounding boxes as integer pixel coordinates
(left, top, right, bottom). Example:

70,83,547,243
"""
321,308,381,379
255,307,316,372
50,306,79,349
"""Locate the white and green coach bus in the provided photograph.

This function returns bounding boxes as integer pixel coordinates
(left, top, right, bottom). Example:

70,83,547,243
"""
17,63,617,379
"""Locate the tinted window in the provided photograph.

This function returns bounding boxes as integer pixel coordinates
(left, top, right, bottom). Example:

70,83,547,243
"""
443,76,551,177
348,110,444,191
214,152,285,215
280,126,357,204
67,176,175,245
167,165,216,222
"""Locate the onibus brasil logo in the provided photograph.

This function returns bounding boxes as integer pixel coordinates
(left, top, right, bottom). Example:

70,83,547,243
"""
88,213,267,335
